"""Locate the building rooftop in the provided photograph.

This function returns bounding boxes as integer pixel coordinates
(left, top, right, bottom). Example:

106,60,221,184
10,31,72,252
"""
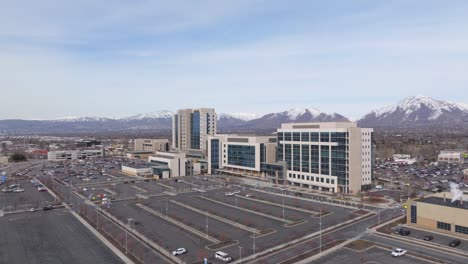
123,164,149,169
418,196,468,210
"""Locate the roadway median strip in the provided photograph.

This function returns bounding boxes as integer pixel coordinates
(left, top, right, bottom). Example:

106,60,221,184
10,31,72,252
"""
238,211,374,264
169,200,262,235
131,185,148,193
198,195,294,224
135,203,220,244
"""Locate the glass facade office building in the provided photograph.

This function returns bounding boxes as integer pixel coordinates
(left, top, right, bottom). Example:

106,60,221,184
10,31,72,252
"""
277,123,373,194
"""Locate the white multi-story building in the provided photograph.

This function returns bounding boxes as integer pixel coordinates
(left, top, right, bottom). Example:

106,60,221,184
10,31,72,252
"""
277,122,373,194
133,139,170,153
148,151,190,178
207,134,278,177
172,108,216,155
47,149,103,161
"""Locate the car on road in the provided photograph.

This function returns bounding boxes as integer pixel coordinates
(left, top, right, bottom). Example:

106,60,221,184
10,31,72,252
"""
172,248,187,256
174,179,183,183
449,240,461,247
245,193,253,197
390,248,407,257
13,188,24,193
233,191,240,194
423,235,434,241
29,208,37,212
280,188,287,191
43,205,53,211
202,178,208,181
225,192,234,196
215,251,232,262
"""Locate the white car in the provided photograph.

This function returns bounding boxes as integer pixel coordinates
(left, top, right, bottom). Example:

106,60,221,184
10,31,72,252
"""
233,191,240,194
391,248,407,257
172,248,187,256
225,192,234,196
245,193,253,197
13,188,24,193
29,208,37,212
280,188,287,191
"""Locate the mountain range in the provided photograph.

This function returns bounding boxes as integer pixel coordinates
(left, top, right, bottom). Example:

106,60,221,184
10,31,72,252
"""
1,95,467,134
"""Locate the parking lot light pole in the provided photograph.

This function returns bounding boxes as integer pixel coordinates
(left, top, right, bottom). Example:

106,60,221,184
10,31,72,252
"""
238,246,242,264
319,207,322,253
205,215,208,237
253,233,256,255
282,198,285,221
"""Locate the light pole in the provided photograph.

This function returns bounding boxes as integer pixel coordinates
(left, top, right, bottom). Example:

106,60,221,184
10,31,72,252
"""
282,198,285,221
165,199,168,217
253,233,256,255
238,246,242,263
205,214,209,237
319,207,322,253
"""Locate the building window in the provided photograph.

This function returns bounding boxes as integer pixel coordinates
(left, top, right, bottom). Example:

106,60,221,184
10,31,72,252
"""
278,132,284,141
455,225,468,235
320,132,330,142
293,132,301,141
227,145,256,168
410,205,417,224
437,221,451,231
306,176,310,181
311,132,319,142
301,132,309,142
284,132,292,141
331,179,335,184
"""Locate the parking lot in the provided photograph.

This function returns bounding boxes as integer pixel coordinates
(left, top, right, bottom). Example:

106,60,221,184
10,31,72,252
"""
391,225,468,252
0,208,123,264
83,178,370,263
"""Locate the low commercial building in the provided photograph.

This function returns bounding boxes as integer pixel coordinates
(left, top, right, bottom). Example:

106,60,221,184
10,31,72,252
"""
277,122,374,194
407,192,468,238
392,154,416,165
134,139,170,153
47,149,103,161
148,151,190,178
207,134,280,178
438,150,468,164
121,164,153,177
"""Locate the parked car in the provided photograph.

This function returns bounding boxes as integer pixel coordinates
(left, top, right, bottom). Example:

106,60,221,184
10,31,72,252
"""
400,230,411,236
29,208,37,212
43,205,53,211
423,235,434,241
13,188,24,193
215,251,232,262
245,193,253,197
202,178,208,181
172,248,187,256
391,248,407,257
225,192,234,196
449,240,461,247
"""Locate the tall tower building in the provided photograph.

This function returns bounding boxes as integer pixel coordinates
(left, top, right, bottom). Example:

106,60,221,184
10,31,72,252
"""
277,122,373,194
172,108,217,154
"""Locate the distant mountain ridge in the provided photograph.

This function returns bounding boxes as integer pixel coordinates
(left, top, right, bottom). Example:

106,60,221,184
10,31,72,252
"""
358,95,468,128
1,95,468,134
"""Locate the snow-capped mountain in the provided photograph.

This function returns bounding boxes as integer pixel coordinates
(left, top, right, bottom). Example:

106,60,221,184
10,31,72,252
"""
358,95,468,128
218,112,260,121
122,110,174,120
242,108,349,131
54,116,113,122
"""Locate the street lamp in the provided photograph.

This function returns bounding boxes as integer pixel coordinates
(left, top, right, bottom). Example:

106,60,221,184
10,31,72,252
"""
238,246,242,263
253,233,256,255
319,207,322,253
282,198,285,221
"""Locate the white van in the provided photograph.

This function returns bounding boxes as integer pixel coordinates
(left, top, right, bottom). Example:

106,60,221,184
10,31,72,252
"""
215,251,232,262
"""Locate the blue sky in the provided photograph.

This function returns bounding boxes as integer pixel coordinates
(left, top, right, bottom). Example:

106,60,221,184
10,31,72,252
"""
1,0,468,120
